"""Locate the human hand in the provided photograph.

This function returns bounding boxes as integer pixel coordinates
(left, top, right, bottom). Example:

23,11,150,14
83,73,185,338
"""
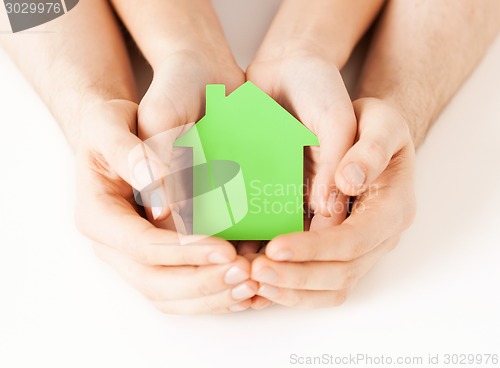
251,98,417,308
75,100,257,314
241,50,357,311
137,49,245,223
246,51,357,221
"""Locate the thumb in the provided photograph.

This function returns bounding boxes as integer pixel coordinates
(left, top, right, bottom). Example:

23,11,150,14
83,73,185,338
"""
335,98,412,196
305,98,357,219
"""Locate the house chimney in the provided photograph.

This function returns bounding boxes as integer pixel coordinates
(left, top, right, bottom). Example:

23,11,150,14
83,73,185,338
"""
206,84,226,115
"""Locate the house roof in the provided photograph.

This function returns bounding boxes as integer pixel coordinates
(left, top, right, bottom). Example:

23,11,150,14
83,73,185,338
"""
175,81,319,148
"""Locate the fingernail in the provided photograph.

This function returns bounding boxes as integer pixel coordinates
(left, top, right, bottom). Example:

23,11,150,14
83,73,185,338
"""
342,163,366,187
224,266,249,285
229,303,249,312
152,207,162,220
231,284,255,300
254,267,278,284
150,191,164,220
271,250,293,261
257,284,280,299
208,252,232,264
133,160,154,188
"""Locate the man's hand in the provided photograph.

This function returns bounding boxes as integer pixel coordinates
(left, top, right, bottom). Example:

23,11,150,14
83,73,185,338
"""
75,100,257,314
251,98,416,308
110,0,245,223
239,0,386,260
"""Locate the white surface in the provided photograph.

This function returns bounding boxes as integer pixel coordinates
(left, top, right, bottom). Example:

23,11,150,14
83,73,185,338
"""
1,2,500,367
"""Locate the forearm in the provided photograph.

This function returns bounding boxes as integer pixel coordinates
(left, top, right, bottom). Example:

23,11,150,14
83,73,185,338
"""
255,0,386,67
110,0,236,71
356,0,500,147
0,0,136,150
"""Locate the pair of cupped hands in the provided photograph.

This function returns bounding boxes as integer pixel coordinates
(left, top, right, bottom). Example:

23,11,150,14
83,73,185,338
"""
75,49,416,314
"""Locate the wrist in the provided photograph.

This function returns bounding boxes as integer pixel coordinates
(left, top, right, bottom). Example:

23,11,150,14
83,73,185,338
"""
353,96,419,148
253,36,349,70
380,97,427,148
118,1,235,72
149,44,239,78
70,98,137,153
254,0,384,69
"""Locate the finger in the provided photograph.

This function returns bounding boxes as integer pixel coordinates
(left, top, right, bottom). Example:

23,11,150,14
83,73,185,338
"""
76,174,236,266
152,281,258,314
288,66,356,220
250,295,274,311
93,242,252,300
265,167,413,262
308,200,348,232
252,237,399,291
237,241,263,256
250,62,356,221
335,98,411,196
257,285,349,309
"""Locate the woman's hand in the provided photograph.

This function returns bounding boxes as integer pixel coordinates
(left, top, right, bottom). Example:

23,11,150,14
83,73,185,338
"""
137,49,245,217
75,100,257,314
251,98,417,308
247,51,357,220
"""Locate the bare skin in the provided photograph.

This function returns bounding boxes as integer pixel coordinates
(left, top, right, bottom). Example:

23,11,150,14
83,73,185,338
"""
250,0,500,309
1,0,499,312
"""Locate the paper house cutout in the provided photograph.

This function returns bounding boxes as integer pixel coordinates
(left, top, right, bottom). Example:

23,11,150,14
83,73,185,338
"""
175,81,318,240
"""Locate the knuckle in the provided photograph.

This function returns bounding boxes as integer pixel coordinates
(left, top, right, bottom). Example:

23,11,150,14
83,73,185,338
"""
341,227,367,261
308,231,324,260
133,242,152,265
287,291,303,308
294,230,328,261
390,111,412,143
338,263,358,289
201,295,223,314
293,271,310,290
196,278,217,297
130,227,157,265
365,139,390,169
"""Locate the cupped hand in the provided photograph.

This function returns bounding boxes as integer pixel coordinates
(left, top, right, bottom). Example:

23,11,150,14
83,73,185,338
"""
242,51,357,309
137,50,245,223
75,100,256,314
246,51,357,220
251,98,417,308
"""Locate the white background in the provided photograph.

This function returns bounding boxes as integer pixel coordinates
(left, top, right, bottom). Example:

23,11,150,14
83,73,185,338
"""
1,1,499,367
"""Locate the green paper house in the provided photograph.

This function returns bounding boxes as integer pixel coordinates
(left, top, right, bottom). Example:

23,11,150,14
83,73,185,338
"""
175,81,318,240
